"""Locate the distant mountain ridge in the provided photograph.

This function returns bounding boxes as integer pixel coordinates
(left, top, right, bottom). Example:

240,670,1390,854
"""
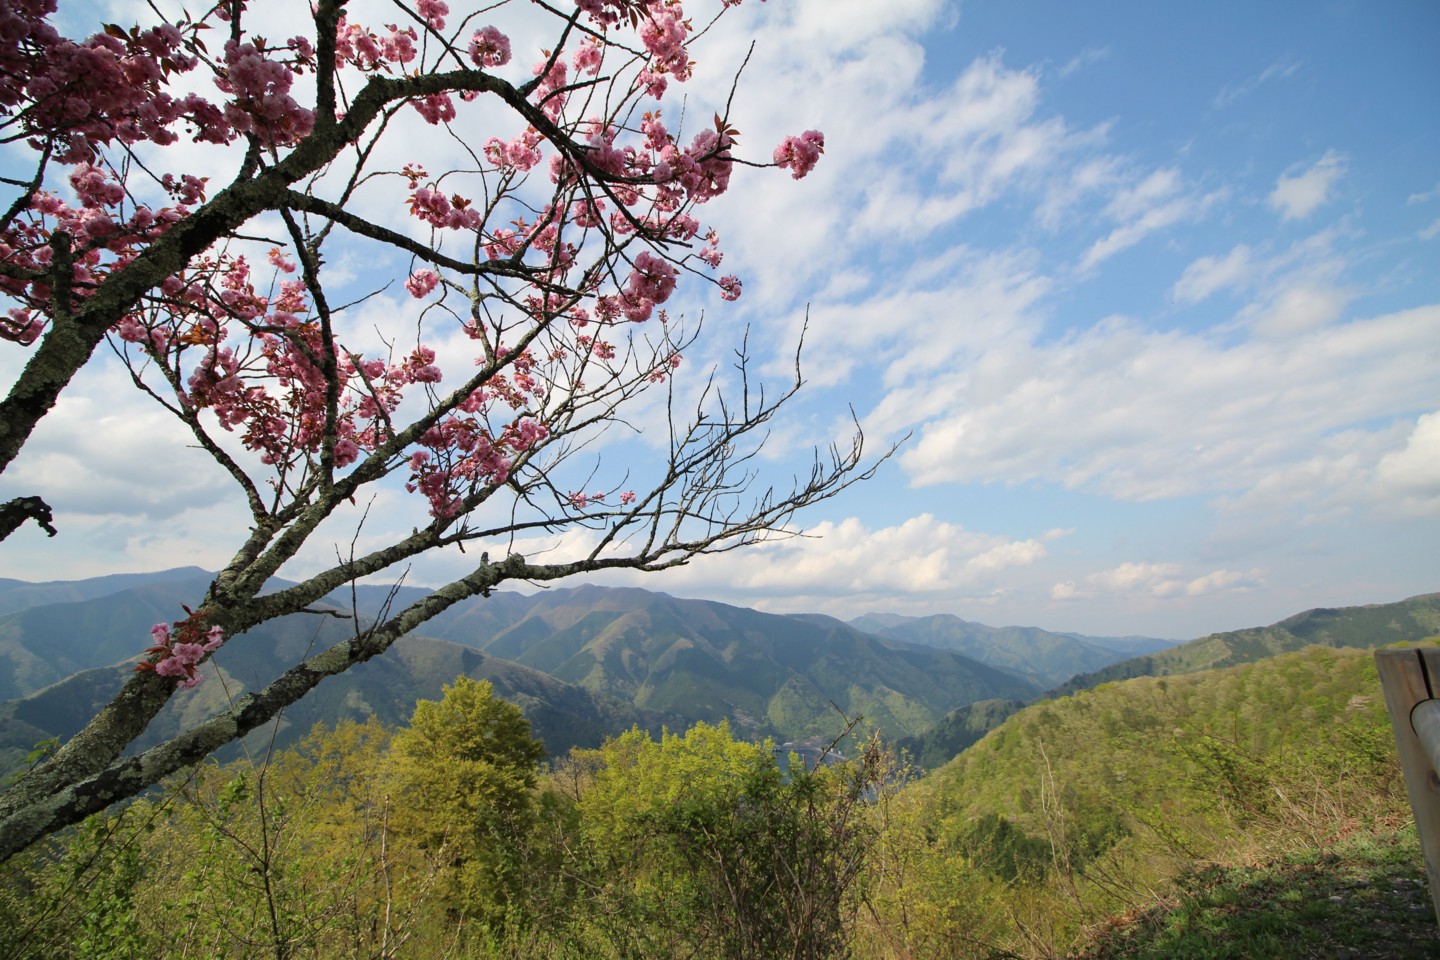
0,566,213,616
1050,592,1440,697
868,592,1440,770
850,613,1175,689
0,588,670,772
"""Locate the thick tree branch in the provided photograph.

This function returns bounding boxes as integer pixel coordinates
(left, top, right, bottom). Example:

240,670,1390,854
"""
0,495,57,540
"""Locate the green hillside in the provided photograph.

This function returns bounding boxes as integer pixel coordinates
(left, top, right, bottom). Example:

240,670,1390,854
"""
933,643,1397,835
1050,592,1440,696
894,642,1416,957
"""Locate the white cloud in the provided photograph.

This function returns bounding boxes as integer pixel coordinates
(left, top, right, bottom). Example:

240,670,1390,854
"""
1269,150,1347,221
598,513,1050,614
1213,425,1391,520
1408,182,1440,205
701,21,1105,315
1052,561,1263,601
1249,284,1350,337
1,365,233,523
1376,411,1440,514
1174,229,1354,337
1213,58,1301,109
1058,46,1110,78
1173,245,1254,304
897,305,1440,506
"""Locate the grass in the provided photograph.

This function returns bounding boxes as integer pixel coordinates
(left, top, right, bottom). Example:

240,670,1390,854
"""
1071,823,1438,959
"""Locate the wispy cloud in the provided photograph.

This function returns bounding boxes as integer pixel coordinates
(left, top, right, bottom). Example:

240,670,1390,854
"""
1077,169,1225,273
1213,57,1301,109
1058,45,1110,78
896,305,1440,506
1173,245,1254,303
1407,182,1440,205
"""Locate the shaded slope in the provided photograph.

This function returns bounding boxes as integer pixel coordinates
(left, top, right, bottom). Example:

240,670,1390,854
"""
0,628,670,775
895,698,1028,771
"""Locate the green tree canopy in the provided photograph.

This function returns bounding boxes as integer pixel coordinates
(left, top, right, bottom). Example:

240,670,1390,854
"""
388,677,546,923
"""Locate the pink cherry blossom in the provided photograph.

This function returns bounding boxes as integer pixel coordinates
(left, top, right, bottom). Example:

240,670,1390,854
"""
405,269,440,298
468,26,510,68
773,130,825,179
412,92,457,125
573,38,603,75
3,0,823,560
416,0,449,30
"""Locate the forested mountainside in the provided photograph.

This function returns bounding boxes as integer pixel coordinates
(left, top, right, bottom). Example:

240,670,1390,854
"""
0,575,1039,774
892,593,1440,772
0,632,671,775
894,697,1028,770
406,583,1038,739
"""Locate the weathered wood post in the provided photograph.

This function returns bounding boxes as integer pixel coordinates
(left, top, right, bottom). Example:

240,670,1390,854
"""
1375,647,1440,929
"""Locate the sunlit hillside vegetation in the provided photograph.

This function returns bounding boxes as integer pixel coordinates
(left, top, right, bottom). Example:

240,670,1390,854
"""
2,639,1429,959
900,642,1425,957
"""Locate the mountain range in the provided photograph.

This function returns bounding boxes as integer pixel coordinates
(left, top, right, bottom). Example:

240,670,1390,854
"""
2,568,1434,777
0,570,1111,770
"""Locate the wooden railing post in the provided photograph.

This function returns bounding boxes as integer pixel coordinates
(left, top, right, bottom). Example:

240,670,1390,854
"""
1375,647,1440,929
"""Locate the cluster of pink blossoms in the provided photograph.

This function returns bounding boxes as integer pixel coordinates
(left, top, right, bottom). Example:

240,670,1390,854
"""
0,7,321,350
406,415,551,519
773,130,825,179
333,17,418,71
374,0,823,337
108,250,463,477
138,617,224,689
569,489,638,509
214,39,315,146
468,26,510,68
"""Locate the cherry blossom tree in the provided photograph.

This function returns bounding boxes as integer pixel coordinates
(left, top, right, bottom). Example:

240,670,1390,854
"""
0,0,875,861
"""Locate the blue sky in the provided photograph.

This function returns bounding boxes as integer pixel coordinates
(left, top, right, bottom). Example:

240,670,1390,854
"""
0,1,1436,640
